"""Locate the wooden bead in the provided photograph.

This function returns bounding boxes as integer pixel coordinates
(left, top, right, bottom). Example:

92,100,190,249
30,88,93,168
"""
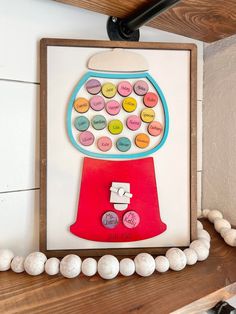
11,256,25,273
202,209,210,218
0,249,14,271
155,256,169,273
197,229,211,242
220,227,231,238
223,229,236,247
214,218,231,233
98,255,119,279
134,253,155,277
166,248,186,271
24,252,47,276
120,258,135,276
82,258,97,277
190,240,209,261
200,238,210,250
207,210,223,223
60,255,81,278
197,209,202,218
197,220,203,230
45,258,60,276
183,248,198,265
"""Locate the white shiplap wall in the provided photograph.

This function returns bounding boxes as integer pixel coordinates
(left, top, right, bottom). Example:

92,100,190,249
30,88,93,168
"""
0,0,203,256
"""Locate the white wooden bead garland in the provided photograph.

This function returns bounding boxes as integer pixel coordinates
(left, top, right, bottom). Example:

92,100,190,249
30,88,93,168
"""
98,255,119,279
11,256,25,273
60,254,82,278
183,248,198,265
0,249,14,271
0,209,234,279
214,218,231,233
223,229,236,247
120,258,135,276
189,240,209,261
134,253,155,277
200,209,235,247
24,252,47,276
82,258,97,277
155,256,169,272
45,257,60,276
165,248,186,271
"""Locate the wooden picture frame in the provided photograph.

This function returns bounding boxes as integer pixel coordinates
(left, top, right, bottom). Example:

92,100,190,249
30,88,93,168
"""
40,39,197,257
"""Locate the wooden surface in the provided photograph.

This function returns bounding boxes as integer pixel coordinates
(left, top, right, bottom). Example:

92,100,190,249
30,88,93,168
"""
55,0,236,43
0,220,236,314
40,38,197,257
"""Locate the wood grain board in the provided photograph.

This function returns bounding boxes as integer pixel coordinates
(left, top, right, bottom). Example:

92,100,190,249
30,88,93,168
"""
40,38,197,257
0,220,235,313
55,0,236,42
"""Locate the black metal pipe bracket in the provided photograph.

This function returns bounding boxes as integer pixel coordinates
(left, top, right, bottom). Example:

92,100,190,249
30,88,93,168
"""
107,0,181,41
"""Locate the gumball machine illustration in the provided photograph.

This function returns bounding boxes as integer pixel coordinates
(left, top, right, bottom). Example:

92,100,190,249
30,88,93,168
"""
67,48,169,242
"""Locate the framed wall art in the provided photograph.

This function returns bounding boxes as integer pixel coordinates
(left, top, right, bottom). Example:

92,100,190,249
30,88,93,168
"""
40,39,197,257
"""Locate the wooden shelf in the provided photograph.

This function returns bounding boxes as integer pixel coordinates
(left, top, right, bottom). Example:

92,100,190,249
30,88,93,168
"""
0,220,235,313
55,0,236,42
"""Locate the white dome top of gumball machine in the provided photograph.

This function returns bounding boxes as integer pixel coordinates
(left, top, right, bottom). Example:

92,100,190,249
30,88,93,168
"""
88,49,149,72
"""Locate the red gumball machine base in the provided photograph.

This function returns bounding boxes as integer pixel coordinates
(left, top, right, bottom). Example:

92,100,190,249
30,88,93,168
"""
70,157,167,242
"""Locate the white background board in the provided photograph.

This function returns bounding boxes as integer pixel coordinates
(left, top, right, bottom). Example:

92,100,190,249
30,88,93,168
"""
46,46,191,250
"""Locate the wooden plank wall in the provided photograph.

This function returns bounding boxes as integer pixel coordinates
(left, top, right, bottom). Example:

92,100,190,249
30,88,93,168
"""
0,0,203,256
56,0,236,43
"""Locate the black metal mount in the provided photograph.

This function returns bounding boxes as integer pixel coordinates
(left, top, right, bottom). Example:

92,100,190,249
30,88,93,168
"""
107,0,181,41
210,301,235,314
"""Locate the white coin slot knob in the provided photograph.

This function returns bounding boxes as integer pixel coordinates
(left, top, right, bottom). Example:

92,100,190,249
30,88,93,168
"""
118,188,125,196
110,186,132,198
110,187,118,193
124,192,133,198
110,182,132,211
